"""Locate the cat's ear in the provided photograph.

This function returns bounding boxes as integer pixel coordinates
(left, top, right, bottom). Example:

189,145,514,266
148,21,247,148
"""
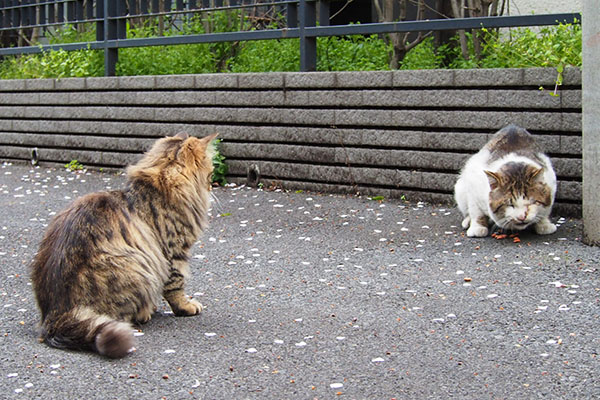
527,166,543,181
198,133,218,148
175,132,189,140
484,170,502,190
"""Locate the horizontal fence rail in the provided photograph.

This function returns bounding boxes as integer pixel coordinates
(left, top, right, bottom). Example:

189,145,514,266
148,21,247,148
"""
0,0,582,75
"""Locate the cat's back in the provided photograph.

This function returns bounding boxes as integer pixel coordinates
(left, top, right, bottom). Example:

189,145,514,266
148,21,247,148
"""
53,190,129,230
33,190,130,263
485,124,540,162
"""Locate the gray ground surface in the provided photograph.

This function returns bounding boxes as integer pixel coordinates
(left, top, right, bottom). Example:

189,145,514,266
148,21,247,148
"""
0,162,598,399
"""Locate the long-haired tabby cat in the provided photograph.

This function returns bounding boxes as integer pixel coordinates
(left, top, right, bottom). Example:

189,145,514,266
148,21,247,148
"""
31,132,217,358
454,124,557,237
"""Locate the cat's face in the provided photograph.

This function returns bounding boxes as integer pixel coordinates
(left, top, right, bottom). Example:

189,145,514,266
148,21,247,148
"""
485,163,553,231
128,132,218,194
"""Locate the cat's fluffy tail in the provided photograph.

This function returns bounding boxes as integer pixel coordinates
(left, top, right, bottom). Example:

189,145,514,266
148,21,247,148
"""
41,307,134,358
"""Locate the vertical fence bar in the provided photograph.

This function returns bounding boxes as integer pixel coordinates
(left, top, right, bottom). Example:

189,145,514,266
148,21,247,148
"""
0,1,4,32
13,0,21,46
287,0,297,28
298,0,316,71
96,0,104,41
39,1,47,34
129,0,138,16
75,0,84,24
104,0,118,76
20,0,28,28
318,0,329,26
86,0,93,20
57,0,64,23
11,0,18,29
48,0,55,25
26,0,34,27
66,0,75,22
4,1,10,30
18,0,24,27
187,0,196,21
116,0,126,39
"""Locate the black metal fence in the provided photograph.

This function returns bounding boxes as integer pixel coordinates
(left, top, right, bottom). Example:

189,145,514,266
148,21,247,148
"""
0,0,581,76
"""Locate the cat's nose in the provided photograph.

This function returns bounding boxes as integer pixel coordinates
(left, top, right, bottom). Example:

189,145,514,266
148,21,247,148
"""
516,212,528,222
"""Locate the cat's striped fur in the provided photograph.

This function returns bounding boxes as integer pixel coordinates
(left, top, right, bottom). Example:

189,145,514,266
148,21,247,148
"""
31,132,217,358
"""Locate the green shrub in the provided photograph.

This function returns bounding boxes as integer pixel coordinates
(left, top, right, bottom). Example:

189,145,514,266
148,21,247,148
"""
117,43,215,76
230,38,299,72
317,34,391,71
442,22,582,69
0,18,581,79
400,36,445,70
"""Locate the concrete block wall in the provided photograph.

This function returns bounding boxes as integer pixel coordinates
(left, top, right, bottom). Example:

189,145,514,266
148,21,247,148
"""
0,67,582,215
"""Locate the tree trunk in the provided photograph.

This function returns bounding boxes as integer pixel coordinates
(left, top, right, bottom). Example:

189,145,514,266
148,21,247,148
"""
374,0,429,69
450,0,470,60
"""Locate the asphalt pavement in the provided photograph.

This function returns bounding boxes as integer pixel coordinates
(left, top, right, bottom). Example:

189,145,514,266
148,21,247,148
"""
0,162,598,399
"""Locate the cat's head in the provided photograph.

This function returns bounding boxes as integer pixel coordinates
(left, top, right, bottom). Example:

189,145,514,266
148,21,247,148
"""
127,132,218,196
485,162,553,231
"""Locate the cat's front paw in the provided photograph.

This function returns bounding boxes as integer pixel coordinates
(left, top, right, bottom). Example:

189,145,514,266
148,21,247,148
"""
134,311,152,325
461,216,471,230
534,220,557,235
467,224,489,237
172,298,203,317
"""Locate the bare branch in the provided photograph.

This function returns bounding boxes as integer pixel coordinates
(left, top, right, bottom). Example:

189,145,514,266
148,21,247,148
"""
330,0,355,21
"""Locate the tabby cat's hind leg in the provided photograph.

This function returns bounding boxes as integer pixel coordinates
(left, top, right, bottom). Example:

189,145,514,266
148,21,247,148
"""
133,305,155,325
163,261,203,316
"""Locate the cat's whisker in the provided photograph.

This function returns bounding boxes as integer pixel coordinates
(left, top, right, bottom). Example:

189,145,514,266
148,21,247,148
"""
209,191,223,212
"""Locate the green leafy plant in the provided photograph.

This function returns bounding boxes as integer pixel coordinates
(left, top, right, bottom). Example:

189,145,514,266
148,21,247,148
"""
400,36,445,70
369,195,385,201
229,38,300,73
211,139,228,186
439,22,581,70
65,160,84,171
317,34,391,71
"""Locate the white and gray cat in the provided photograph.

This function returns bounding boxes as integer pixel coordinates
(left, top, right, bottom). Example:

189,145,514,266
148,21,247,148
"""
454,124,557,237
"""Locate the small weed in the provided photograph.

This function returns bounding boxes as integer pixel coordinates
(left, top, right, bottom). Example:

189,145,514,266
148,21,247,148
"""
65,160,84,171
211,139,228,186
